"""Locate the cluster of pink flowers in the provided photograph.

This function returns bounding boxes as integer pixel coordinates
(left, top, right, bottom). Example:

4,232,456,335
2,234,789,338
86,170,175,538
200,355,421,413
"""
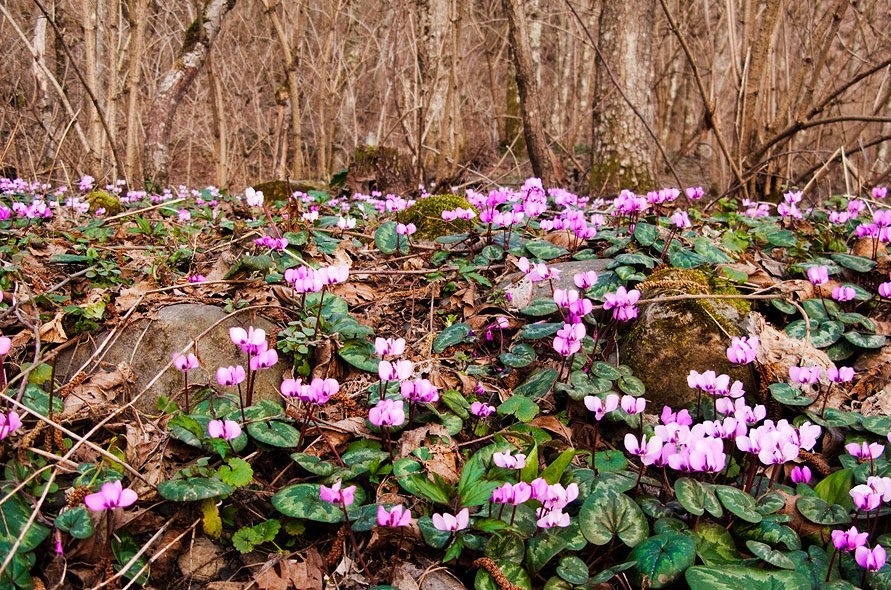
254,236,289,251
737,419,821,467
371,337,438,428
441,207,476,221
603,286,641,321
284,264,350,294
281,377,340,405
726,336,759,364
788,365,855,386
777,190,810,219
516,257,560,283
687,370,745,398
854,209,891,243
0,410,22,441
207,419,242,440
850,476,891,511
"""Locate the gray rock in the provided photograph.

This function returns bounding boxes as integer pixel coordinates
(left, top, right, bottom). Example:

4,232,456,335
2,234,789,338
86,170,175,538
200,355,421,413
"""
55,303,286,413
501,258,613,309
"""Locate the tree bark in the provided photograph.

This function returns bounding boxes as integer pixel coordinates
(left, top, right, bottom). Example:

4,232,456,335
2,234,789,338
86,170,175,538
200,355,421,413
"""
124,0,148,181
143,0,235,186
503,0,563,187
589,0,656,194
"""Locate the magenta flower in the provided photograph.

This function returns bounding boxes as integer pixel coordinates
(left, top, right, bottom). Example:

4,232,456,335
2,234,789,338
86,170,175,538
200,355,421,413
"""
880,280,891,298
374,337,406,357
377,505,411,527
491,482,533,505
661,406,693,426
249,348,278,371
726,336,759,364
216,365,246,386
791,466,812,484
574,271,598,289
553,322,585,356
537,481,580,510
832,526,869,552
603,287,641,321
229,326,267,355
84,480,138,511
396,223,417,236
685,187,704,200
0,336,11,356
832,285,856,302
855,545,887,572
282,377,339,405
470,401,496,418
207,419,242,440
846,441,885,461
807,266,829,286
173,352,199,372
671,210,691,229
368,398,406,427
432,508,469,532
789,365,821,385
869,476,891,502
0,411,22,441
850,484,882,511
827,366,854,383
400,378,439,403
378,359,414,381
624,433,664,465
319,481,356,506
493,451,527,470
187,274,207,283
873,186,888,200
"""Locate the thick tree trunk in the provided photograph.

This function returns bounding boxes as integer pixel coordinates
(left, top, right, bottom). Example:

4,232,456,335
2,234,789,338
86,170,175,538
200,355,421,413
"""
124,0,148,181
31,14,57,163
143,0,235,186
503,0,563,187
589,0,655,194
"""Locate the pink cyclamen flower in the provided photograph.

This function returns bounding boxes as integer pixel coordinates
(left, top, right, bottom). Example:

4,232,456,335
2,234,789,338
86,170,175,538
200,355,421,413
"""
574,271,598,289
624,433,664,465
173,352,199,372
320,481,356,506
377,505,411,527
727,336,759,364
249,348,278,371
879,280,891,298
400,378,439,403
491,482,533,505
584,394,620,421
432,508,469,532
553,322,585,356
846,441,885,461
369,398,406,427
855,545,887,572
396,223,417,236
832,285,856,302
789,366,821,385
378,359,414,381
685,187,704,200
873,186,888,200
207,419,242,440
536,508,571,528
790,466,812,484
0,336,12,356
832,526,869,552
807,266,829,286
187,274,207,283
850,484,882,511
827,366,855,383
229,326,267,355
661,406,693,426
84,480,138,511
470,401,496,418
0,411,23,440
671,210,691,229
374,337,406,357
621,395,646,415
216,365,246,386
493,451,527,470
603,287,640,321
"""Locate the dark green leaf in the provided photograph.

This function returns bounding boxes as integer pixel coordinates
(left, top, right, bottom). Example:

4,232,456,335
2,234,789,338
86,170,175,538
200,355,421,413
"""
499,343,537,368
633,222,658,246
158,478,234,502
795,496,851,525
514,368,558,399
844,332,886,349
579,488,648,547
519,322,562,340
669,248,707,268
520,299,559,317
746,540,796,569
630,533,696,588
55,506,94,539
338,340,381,372
526,240,568,260
830,253,876,272
686,566,812,589
433,323,473,353
769,383,815,407
714,485,762,523
271,483,366,522
497,396,540,423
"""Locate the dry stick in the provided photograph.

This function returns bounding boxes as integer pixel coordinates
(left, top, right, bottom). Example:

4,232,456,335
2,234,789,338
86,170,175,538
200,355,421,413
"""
101,198,186,223
114,518,201,590
32,0,127,184
563,0,683,188
657,0,746,193
88,516,185,590
0,471,56,580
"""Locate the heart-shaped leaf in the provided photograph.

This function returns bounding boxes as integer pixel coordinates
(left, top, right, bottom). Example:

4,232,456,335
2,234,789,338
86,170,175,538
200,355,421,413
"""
630,533,696,588
158,477,234,502
271,483,365,522
795,496,851,525
55,506,94,539
769,383,815,407
686,566,812,589
579,488,648,547
499,343,537,368
520,322,563,340
675,478,723,518
433,323,473,353
745,540,796,569
714,485,762,523
525,240,568,260
514,368,558,398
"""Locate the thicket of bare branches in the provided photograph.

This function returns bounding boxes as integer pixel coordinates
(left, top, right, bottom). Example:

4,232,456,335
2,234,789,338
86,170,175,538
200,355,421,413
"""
0,0,889,197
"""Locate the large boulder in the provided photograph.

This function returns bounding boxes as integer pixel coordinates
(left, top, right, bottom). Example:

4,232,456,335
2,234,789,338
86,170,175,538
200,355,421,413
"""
621,268,756,411
56,303,286,413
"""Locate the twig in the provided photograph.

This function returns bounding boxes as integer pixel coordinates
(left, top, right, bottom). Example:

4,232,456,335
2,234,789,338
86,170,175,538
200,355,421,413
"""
0,471,56,580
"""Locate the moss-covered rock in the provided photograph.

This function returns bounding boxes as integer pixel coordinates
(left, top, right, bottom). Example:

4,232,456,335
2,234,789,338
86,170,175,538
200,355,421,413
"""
622,267,755,411
398,194,477,240
86,190,122,215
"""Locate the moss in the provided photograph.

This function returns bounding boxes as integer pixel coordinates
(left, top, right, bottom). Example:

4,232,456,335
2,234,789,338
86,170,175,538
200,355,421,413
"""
86,190,122,215
398,194,477,240
253,180,326,202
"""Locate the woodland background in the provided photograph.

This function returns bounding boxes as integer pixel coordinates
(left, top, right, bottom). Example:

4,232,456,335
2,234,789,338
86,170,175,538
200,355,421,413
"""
0,0,890,198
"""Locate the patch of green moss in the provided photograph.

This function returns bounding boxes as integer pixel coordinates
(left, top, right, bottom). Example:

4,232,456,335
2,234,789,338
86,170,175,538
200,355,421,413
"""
253,180,326,202
398,194,477,240
86,190,122,215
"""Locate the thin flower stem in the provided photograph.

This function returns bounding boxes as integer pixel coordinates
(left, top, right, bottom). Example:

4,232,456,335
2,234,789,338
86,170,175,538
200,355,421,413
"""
314,287,326,337
236,383,246,422
183,372,190,414
825,547,838,582
339,504,372,580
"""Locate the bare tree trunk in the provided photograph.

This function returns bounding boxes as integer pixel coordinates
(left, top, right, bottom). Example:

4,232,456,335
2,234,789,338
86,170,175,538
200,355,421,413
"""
589,0,655,194
31,13,56,163
262,0,304,179
124,0,148,182
208,51,228,187
503,0,563,186
740,0,782,159
81,0,106,174
143,0,235,186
